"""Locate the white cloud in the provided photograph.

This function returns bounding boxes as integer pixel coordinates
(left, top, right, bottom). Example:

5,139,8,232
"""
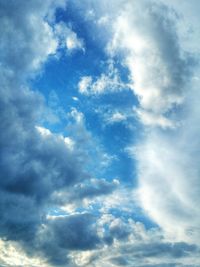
36,125,52,137
109,112,126,123
55,22,85,53
78,60,128,95
107,0,190,126
0,0,64,76
36,125,75,151
65,33,84,51
68,213,199,267
135,108,176,129
68,107,85,125
0,239,49,267
72,96,79,101
90,0,200,246
1,0,200,265
78,76,92,94
134,123,200,243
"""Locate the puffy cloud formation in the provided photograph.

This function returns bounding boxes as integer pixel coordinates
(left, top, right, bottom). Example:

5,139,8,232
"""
107,0,193,127
76,0,200,256
103,0,200,244
1,213,199,266
0,0,65,75
1,0,200,266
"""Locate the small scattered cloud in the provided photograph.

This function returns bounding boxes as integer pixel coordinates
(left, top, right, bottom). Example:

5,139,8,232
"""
78,60,129,95
107,111,127,124
55,22,85,53
78,76,93,94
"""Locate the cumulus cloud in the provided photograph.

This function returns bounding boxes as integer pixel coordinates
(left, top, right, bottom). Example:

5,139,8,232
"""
107,0,193,127
0,0,65,76
1,0,200,266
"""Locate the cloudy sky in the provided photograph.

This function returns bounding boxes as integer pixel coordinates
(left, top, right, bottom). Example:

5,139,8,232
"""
0,0,200,266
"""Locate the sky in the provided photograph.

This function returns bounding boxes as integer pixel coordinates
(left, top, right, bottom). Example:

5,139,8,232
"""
0,0,200,266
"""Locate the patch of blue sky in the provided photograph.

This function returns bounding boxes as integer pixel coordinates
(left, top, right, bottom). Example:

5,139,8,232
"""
105,207,158,230
29,2,154,230
31,25,139,181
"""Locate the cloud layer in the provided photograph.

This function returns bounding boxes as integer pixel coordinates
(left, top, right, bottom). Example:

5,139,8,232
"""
1,0,200,266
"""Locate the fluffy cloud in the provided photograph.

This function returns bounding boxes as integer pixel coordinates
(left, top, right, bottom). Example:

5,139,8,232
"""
67,214,199,267
107,0,193,127
0,0,119,265
135,108,176,129
76,0,200,251
0,0,64,76
78,60,127,95
1,0,200,266
1,213,199,267
55,22,85,53
103,0,200,244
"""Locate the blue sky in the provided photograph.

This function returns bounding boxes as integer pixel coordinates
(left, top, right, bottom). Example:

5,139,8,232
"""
0,0,200,266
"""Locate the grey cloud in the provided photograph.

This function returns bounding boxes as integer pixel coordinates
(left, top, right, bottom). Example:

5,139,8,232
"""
0,0,111,265
69,178,119,201
139,265,193,267
100,0,200,245
110,256,129,266
109,220,131,241
45,214,100,251
0,72,91,263
107,241,199,267
1,0,200,266
37,214,100,266
139,264,200,267
0,1,122,265
107,0,195,127
88,214,200,267
121,242,198,259
0,0,61,77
